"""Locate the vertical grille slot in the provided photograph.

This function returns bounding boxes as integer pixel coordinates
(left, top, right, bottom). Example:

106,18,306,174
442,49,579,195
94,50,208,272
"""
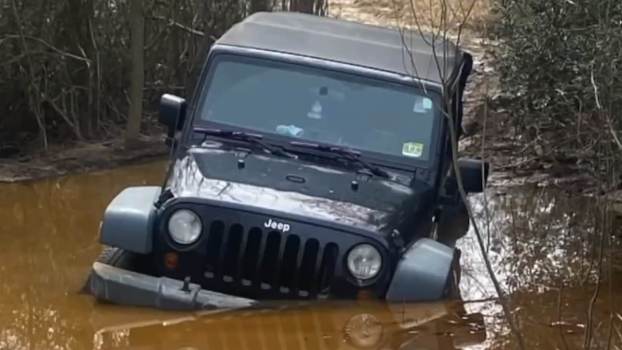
223,224,243,282
279,235,300,294
239,228,262,285
259,231,281,289
204,221,225,278
298,239,319,295
272,233,289,291
318,243,338,294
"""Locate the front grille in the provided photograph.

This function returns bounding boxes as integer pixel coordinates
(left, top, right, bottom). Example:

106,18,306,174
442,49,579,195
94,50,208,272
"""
202,220,339,298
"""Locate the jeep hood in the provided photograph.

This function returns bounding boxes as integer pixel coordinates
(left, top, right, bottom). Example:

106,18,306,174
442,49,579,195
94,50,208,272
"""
166,147,435,237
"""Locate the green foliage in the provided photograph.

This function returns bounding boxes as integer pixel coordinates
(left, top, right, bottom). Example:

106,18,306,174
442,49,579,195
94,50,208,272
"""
492,0,622,178
0,0,324,149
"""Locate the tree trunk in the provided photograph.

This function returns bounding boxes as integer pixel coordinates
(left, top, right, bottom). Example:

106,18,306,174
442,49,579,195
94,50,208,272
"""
125,0,145,146
250,0,270,13
291,0,315,13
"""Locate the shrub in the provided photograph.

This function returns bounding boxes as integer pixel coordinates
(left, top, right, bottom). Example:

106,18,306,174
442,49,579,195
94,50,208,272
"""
492,0,622,181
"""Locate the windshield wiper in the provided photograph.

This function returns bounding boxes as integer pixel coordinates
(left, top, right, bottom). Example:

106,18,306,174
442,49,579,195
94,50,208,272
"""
288,141,390,178
194,128,295,159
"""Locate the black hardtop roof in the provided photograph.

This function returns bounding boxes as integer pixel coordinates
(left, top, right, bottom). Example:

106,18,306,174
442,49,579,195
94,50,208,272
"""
215,12,468,85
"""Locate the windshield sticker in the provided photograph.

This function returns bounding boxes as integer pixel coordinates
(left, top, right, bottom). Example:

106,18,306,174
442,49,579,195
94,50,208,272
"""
402,142,424,158
413,96,433,114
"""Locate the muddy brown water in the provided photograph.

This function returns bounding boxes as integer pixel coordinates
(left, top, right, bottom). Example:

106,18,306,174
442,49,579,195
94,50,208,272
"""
0,161,620,349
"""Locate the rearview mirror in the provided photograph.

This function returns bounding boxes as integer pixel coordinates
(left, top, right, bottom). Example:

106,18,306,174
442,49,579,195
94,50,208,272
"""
159,94,186,129
456,158,489,193
159,94,187,146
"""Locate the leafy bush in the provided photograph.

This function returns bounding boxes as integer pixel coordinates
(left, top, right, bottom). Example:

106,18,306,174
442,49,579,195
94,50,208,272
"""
492,0,622,180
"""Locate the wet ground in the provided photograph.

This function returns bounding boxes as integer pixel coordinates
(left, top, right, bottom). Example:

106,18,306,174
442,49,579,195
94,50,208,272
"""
0,162,620,350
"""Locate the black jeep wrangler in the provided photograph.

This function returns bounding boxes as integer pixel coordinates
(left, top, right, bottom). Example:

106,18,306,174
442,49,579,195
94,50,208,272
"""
87,12,486,310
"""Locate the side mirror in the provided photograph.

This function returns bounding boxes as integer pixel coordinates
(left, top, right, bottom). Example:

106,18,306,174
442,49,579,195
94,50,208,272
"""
159,94,187,144
456,158,489,193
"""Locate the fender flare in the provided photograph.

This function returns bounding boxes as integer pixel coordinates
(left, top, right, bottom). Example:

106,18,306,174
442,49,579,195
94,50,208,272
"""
386,238,454,302
100,186,161,254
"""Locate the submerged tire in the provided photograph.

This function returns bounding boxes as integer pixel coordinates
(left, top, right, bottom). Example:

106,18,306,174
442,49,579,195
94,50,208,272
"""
436,203,470,248
82,246,152,295
96,246,137,269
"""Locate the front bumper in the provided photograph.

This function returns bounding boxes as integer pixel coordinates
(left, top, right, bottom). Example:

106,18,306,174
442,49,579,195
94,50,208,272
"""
88,262,256,310
89,237,454,309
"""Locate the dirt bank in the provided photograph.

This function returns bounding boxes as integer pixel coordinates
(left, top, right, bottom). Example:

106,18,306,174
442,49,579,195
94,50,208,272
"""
0,136,168,183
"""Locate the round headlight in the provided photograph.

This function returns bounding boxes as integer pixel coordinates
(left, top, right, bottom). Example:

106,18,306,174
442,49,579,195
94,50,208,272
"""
347,244,382,280
168,209,202,245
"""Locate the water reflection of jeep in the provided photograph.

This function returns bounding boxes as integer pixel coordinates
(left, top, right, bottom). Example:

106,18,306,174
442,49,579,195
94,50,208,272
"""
86,12,488,309
90,302,486,349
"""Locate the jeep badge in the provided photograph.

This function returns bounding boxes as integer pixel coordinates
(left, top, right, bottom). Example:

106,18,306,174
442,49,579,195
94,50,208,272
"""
264,218,291,232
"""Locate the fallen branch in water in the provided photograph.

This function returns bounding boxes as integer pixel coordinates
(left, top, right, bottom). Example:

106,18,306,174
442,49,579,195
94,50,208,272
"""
461,296,499,304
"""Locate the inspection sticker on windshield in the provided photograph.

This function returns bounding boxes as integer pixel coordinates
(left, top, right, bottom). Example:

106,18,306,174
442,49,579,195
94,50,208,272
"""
402,142,424,158
413,97,433,113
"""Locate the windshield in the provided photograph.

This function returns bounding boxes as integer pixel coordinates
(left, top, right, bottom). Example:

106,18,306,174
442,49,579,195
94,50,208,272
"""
197,55,439,162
